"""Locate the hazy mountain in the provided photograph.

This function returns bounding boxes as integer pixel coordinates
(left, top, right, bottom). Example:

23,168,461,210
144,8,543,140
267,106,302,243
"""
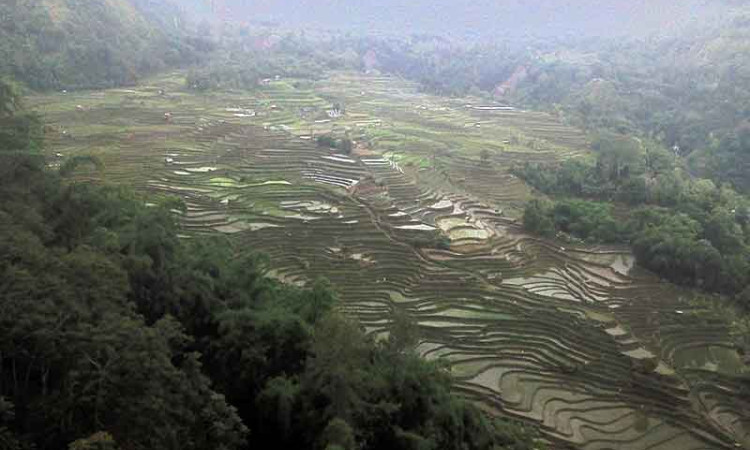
221,0,735,39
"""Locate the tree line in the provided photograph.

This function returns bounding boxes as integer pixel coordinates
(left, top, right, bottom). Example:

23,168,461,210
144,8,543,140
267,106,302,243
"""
517,133,750,302
0,0,211,91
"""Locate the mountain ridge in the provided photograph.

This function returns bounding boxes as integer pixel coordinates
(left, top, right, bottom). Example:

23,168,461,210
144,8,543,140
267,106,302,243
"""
0,0,200,90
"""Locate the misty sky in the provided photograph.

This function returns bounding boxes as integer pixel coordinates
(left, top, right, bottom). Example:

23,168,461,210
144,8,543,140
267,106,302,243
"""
222,0,727,38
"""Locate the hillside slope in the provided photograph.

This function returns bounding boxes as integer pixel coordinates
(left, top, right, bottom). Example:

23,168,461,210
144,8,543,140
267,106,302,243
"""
0,0,203,90
488,11,750,192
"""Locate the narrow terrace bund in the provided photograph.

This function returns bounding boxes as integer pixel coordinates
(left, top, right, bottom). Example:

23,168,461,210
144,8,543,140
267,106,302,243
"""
35,74,749,450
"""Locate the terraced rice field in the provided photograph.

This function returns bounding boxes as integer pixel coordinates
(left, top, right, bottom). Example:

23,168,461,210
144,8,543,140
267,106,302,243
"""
30,71,749,449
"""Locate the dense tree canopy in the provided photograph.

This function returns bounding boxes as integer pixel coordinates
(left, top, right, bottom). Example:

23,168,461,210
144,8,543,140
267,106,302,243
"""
518,134,750,299
0,0,210,90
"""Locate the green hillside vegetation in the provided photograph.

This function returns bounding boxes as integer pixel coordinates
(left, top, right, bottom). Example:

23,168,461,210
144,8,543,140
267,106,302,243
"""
503,15,750,195
517,133,750,299
0,0,207,90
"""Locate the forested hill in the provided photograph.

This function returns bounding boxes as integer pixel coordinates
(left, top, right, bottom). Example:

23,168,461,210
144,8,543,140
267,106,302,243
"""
0,0,209,90
501,11,750,193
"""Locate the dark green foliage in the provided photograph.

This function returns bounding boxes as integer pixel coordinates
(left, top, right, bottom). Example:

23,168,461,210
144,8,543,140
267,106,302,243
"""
553,199,620,242
0,398,28,450
357,38,523,96
183,31,343,92
185,60,281,92
694,123,750,193
0,79,44,153
517,125,750,298
59,155,104,177
523,199,556,237
339,138,353,154
291,314,540,450
317,135,354,154
0,97,248,449
436,235,452,250
320,418,357,450
0,78,22,116
500,19,750,195
514,134,673,204
0,0,208,90
517,163,750,294
317,134,338,148
0,140,248,449
0,112,43,153
523,198,620,243
523,193,750,296
628,207,750,294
